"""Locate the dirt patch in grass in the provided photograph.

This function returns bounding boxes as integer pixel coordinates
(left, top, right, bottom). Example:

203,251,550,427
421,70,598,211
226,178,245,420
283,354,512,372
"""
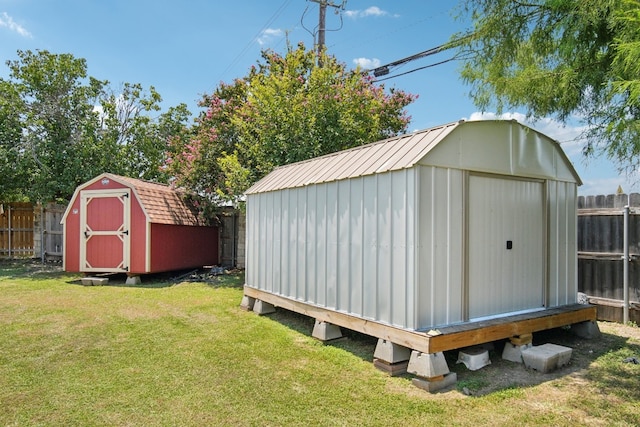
443,321,640,397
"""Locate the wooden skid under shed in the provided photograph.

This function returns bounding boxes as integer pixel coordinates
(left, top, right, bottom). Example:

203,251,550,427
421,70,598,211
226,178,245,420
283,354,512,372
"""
243,286,597,354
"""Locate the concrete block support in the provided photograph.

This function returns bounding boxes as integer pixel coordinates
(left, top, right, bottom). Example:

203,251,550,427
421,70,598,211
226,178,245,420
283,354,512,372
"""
126,275,141,285
412,372,457,393
522,343,572,373
82,277,109,286
240,295,256,311
502,342,533,363
373,339,412,364
570,320,601,339
253,299,276,315
311,321,342,341
407,351,450,379
373,339,412,376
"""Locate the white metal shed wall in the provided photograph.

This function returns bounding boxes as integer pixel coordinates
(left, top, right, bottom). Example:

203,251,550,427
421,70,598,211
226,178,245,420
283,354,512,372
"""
415,165,465,329
547,179,579,307
245,120,582,332
246,168,419,329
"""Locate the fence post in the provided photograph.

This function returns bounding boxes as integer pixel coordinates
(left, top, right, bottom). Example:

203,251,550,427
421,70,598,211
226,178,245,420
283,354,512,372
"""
7,205,11,259
40,204,45,263
623,205,629,324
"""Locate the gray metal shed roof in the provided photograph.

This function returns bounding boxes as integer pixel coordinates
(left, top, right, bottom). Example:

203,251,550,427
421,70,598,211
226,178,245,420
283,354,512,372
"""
246,121,460,194
245,119,582,195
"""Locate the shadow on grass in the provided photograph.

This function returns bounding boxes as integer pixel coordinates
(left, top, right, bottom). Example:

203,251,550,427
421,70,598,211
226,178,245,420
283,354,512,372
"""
266,307,378,362
0,259,69,281
69,269,246,289
254,303,640,398
0,260,245,290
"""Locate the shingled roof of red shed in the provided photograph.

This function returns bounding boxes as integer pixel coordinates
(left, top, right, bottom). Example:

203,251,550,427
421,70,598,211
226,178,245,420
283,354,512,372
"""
105,174,204,226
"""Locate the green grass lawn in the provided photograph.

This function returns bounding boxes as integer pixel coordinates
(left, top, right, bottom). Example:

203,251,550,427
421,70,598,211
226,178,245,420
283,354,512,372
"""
1,260,639,426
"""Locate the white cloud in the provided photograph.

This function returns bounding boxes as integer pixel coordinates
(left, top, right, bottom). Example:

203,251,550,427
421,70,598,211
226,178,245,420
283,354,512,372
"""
344,6,397,19
353,57,381,69
0,12,32,38
257,28,283,45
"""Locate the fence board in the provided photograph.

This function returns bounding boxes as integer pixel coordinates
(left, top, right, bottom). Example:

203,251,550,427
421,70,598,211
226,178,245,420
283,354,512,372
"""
577,193,640,311
0,202,35,258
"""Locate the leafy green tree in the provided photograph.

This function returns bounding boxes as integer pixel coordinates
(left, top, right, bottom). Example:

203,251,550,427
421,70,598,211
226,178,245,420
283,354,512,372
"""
98,83,191,183
3,50,108,202
0,79,27,200
454,0,640,174
0,49,190,202
167,43,416,207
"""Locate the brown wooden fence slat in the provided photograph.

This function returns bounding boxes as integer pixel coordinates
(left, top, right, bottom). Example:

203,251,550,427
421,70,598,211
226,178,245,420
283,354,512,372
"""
0,202,35,258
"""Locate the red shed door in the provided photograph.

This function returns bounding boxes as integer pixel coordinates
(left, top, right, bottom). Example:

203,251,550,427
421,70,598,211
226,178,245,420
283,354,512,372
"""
79,190,131,272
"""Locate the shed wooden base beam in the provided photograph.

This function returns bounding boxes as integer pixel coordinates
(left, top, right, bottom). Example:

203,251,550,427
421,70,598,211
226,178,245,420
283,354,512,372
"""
428,305,597,353
243,286,431,353
243,286,597,354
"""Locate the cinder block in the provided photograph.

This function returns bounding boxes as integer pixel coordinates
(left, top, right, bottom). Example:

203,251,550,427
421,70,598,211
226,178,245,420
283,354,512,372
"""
81,278,94,286
522,343,572,373
239,295,255,311
502,342,532,363
407,351,450,378
311,320,342,341
373,339,412,364
412,372,457,393
252,299,276,315
92,277,109,286
570,320,601,339
125,276,141,285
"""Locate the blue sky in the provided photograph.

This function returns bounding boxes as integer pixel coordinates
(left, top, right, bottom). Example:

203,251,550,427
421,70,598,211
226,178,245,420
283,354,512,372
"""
0,0,636,196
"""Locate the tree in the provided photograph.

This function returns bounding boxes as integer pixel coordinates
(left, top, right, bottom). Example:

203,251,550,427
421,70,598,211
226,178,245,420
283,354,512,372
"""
98,83,191,183
0,50,190,202
166,43,416,207
453,0,640,174
0,79,27,200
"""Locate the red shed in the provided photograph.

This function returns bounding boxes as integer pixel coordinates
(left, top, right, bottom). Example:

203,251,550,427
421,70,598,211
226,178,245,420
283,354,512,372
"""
61,173,218,274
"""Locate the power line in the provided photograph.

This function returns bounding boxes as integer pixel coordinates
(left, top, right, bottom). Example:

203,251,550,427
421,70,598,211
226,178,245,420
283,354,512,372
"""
374,56,458,82
217,0,293,82
365,34,472,79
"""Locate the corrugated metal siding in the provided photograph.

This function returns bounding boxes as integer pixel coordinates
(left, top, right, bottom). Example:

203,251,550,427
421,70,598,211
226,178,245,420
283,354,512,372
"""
245,120,583,332
547,180,578,307
416,166,464,329
467,175,545,320
245,169,417,329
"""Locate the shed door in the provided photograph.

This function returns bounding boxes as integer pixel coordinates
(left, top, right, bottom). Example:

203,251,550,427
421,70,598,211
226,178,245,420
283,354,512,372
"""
467,175,545,320
79,190,131,272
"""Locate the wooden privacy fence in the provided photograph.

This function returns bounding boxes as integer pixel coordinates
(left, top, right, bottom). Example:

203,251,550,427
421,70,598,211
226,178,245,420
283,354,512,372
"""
0,202,34,258
0,202,65,260
578,193,640,323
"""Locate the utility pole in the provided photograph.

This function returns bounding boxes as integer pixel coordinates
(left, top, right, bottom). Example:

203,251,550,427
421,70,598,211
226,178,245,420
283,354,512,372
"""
309,0,346,65
317,0,327,59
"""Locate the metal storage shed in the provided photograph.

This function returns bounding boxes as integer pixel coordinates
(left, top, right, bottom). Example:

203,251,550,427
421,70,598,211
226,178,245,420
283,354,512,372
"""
242,120,597,388
62,173,219,275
